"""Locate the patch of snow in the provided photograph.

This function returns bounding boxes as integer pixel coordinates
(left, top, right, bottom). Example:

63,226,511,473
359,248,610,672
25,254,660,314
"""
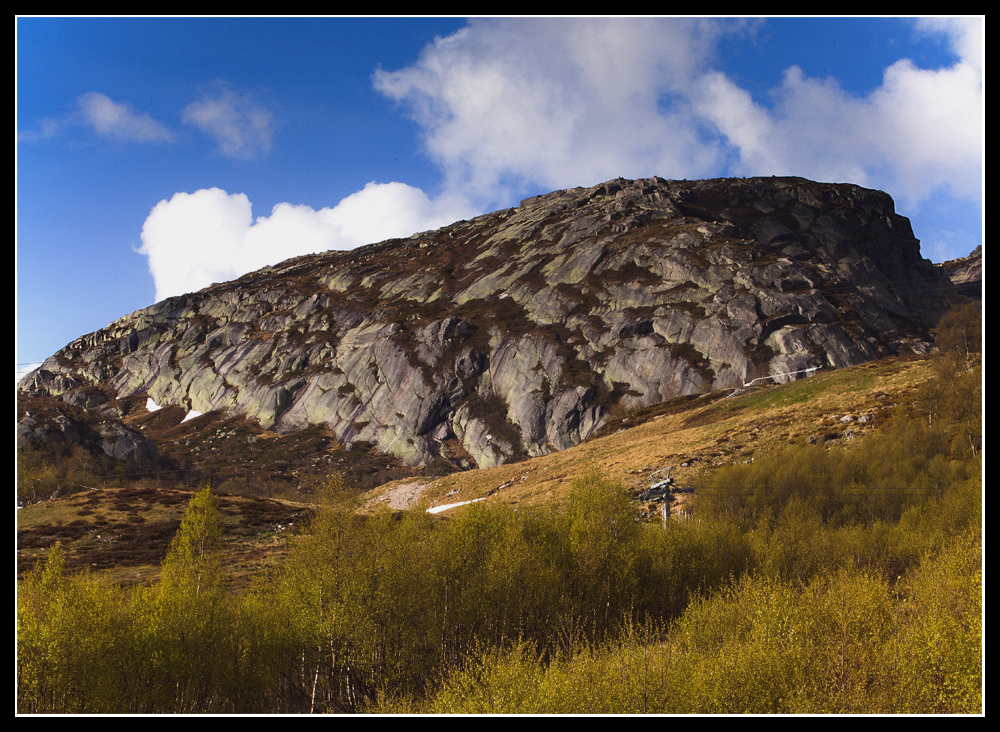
181,410,204,423
427,497,487,514
146,398,161,412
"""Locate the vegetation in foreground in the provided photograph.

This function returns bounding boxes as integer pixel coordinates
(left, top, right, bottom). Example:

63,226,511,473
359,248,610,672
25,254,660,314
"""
16,304,981,714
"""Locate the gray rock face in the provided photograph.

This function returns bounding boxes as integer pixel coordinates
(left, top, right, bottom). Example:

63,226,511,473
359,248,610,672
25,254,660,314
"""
16,404,158,464
97,422,158,463
936,245,982,300
18,176,959,469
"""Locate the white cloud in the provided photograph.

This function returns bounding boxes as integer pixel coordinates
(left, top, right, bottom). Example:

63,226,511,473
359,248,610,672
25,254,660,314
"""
374,18,735,207
139,183,475,302
181,86,278,159
77,92,175,142
17,116,67,142
914,16,984,77
694,66,879,185
139,188,252,301
374,17,982,213
138,18,983,303
697,49,983,208
864,57,983,203
19,92,175,144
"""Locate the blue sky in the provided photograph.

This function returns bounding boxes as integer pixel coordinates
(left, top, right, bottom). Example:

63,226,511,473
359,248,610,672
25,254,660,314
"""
16,17,983,382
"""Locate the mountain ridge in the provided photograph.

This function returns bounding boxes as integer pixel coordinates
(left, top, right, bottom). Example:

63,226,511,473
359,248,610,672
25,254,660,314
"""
18,175,960,474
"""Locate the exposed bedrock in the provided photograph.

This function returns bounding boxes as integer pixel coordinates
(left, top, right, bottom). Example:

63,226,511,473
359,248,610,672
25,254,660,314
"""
19,176,960,468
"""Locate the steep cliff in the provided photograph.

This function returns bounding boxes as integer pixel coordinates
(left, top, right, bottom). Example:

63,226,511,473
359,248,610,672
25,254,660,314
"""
18,176,958,469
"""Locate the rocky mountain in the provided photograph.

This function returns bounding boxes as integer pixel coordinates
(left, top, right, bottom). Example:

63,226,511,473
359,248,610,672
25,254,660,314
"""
18,176,961,471
936,244,982,300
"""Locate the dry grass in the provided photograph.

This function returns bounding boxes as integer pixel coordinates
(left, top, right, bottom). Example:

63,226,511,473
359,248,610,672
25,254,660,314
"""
18,354,935,586
367,354,934,516
16,485,312,588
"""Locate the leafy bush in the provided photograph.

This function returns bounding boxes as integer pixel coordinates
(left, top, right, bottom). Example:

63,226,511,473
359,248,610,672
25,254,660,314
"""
18,338,982,715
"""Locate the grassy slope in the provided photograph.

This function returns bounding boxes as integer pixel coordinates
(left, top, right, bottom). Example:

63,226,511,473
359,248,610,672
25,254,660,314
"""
17,353,936,586
16,486,312,587
369,354,935,515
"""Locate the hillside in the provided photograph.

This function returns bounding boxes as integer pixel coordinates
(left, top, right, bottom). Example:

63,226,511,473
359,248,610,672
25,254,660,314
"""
370,352,936,514
16,351,937,584
16,305,981,714
18,175,959,480
936,244,982,300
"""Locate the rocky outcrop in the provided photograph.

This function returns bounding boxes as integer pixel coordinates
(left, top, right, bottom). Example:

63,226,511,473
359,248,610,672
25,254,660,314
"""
18,176,959,469
16,398,158,465
936,245,982,300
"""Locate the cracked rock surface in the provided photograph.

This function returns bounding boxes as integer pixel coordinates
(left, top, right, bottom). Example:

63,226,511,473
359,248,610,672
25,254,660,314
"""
19,176,959,468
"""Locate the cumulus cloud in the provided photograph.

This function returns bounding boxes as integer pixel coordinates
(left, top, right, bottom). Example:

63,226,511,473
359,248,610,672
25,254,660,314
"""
374,18,734,207
695,48,983,208
864,56,983,203
138,18,982,303
181,86,278,159
914,16,984,76
138,183,475,302
374,17,982,212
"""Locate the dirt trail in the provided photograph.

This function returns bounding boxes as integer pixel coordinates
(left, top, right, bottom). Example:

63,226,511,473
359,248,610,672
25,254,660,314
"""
370,481,429,510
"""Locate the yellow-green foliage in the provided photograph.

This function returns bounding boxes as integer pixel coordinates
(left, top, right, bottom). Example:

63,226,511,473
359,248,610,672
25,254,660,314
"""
17,442,125,506
427,536,981,714
17,325,982,714
413,353,982,714
17,487,298,714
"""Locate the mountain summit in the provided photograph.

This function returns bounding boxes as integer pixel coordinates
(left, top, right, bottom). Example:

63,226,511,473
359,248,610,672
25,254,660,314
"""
19,176,959,470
